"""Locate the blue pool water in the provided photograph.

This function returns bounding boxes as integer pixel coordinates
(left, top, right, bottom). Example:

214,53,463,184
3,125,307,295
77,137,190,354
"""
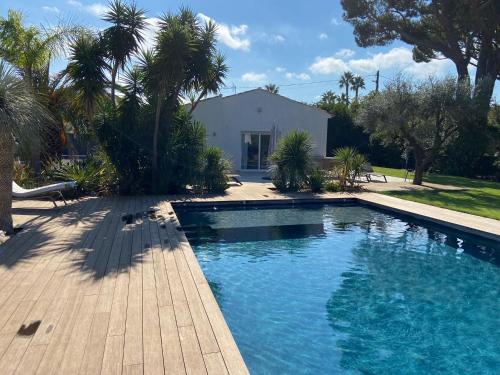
176,204,500,375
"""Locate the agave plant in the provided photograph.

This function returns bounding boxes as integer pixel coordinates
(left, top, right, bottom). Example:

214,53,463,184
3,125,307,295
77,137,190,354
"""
270,130,313,191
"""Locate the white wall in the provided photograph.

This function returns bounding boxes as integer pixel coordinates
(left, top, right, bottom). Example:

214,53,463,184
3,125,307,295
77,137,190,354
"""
190,89,330,171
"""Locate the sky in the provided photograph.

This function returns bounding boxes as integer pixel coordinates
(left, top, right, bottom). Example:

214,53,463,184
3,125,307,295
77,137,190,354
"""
2,0,498,103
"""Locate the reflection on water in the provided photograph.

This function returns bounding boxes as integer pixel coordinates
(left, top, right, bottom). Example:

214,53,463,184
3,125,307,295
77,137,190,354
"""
176,204,500,375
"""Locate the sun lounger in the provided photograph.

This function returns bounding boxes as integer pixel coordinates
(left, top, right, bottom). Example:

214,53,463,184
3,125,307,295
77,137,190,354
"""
362,163,387,183
12,181,77,207
227,174,243,185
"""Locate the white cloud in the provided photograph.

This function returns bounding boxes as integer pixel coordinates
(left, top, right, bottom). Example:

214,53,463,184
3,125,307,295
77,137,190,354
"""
198,13,250,51
273,34,285,43
309,47,453,78
285,72,311,80
335,48,355,58
275,66,286,73
141,18,161,50
67,1,107,17
331,17,341,26
318,33,328,40
404,58,453,78
309,56,348,74
348,47,412,72
42,6,60,13
241,72,267,83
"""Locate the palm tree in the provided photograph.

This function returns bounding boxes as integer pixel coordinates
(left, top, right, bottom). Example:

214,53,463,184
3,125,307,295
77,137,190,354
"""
264,84,279,94
339,71,354,104
320,90,338,106
65,33,110,119
0,61,51,234
351,75,365,101
102,0,146,106
147,8,226,186
1,11,80,173
188,53,228,114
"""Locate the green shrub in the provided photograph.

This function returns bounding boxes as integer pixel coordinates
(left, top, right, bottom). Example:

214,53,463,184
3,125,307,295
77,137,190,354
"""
309,168,326,192
43,150,118,196
270,130,313,191
325,181,341,192
333,147,366,190
13,161,37,188
197,147,230,193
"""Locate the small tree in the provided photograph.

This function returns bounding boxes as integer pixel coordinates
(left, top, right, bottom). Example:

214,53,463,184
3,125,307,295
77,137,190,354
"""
264,84,279,94
270,130,313,191
351,75,365,102
356,76,471,185
339,71,354,104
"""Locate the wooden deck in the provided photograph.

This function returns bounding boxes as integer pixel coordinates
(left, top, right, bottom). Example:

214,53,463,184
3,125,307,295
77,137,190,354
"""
0,196,248,375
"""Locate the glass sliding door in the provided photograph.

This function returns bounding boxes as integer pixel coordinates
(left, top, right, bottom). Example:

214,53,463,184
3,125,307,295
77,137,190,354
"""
259,134,270,169
241,132,271,170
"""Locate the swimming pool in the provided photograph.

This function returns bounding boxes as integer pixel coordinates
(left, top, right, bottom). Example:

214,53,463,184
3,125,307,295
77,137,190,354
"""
176,204,500,375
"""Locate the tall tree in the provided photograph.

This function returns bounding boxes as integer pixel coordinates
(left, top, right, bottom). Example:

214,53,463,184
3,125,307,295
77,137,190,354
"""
145,8,227,186
356,76,472,184
0,61,51,234
264,83,279,94
320,90,338,106
339,71,354,104
102,0,146,107
65,33,110,120
341,0,499,115
351,75,365,101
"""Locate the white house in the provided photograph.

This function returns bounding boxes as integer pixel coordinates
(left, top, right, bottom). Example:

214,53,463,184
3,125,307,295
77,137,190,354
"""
189,88,331,171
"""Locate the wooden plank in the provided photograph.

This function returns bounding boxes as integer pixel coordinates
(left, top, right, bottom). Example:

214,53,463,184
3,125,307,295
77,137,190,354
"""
171,237,219,355
57,294,99,374
13,344,47,375
79,311,111,375
0,336,31,374
100,334,124,375
123,363,144,375
197,283,249,375
158,305,185,375
178,326,207,375
203,352,229,375
122,197,144,367
142,288,164,375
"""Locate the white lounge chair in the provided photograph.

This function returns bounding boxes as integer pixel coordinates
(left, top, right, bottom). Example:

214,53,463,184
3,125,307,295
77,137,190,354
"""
12,181,77,207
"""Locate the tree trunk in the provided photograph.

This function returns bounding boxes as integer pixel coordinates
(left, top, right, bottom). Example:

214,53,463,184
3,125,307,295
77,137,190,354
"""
345,86,349,104
111,62,119,107
413,164,424,185
412,148,426,185
152,94,162,187
0,133,14,234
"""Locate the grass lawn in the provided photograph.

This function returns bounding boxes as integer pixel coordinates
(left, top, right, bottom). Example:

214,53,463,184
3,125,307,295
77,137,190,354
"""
372,166,500,220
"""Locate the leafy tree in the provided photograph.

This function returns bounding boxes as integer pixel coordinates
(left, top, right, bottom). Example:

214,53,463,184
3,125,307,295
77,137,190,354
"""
65,33,110,120
102,0,146,107
356,76,472,184
0,61,51,234
341,0,498,115
351,75,365,101
264,83,279,94
339,71,354,104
